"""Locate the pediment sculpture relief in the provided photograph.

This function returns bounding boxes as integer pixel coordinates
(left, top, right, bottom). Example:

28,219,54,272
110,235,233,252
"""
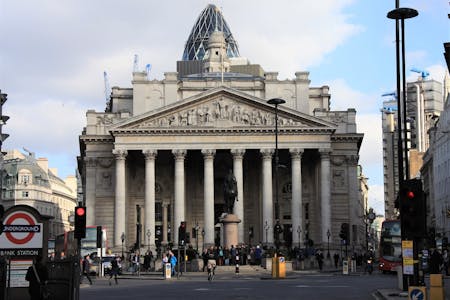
133,98,306,129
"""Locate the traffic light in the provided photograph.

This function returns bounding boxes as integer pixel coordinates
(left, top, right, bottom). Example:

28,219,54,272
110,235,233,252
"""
178,221,186,246
0,91,9,154
399,179,426,239
0,204,4,235
74,206,87,239
96,226,103,248
339,223,349,242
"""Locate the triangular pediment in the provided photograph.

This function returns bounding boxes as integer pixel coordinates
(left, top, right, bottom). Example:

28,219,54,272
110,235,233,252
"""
111,87,336,133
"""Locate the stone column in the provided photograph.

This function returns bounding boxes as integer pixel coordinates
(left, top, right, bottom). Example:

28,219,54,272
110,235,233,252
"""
260,149,274,245
201,149,216,246
231,148,245,243
347,155,359,247
162,203,168,245
290,148,303,247
172,149,186,244
113,149,127,248
143,149,157,250
319,149,331,245
85,157,97,226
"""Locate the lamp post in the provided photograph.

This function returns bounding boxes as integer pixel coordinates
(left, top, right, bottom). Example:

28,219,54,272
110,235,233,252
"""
121,232,125,260
147,229,151,252
264,221,270,245
297,226,301,249
201,228,205,251
326,229,331,258
387,5,418,291
387,6,418,184
267,98,286,222
195,223,200,252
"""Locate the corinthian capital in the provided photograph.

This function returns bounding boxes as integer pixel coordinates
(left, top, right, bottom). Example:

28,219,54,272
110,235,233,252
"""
143,149,158,160
260,148,274,159
172,149,187,160
201,149,216,159
289,148,304,160
112,149,128,160
230,149,245,159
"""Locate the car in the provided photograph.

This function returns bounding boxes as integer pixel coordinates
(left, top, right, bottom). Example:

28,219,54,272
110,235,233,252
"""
89,256,122,276
102,256,122,275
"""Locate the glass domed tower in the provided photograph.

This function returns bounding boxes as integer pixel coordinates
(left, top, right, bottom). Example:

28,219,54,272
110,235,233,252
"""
182,4,240,61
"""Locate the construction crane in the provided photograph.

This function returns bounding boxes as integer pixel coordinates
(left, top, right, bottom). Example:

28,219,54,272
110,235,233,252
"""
146,64,152,80
103,71,111,104
381,92,398,113
410,67,430,79
133,54,139,73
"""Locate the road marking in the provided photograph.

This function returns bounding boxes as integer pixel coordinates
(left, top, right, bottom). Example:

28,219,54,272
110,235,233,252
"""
295,285,350,288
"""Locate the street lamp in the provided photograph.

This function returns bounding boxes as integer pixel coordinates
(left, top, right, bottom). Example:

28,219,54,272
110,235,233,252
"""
195,223,200,252
387,5,418,291
297,226,302,248
267,98,286,222
201,228,205,250
326,229,331,258
147,229,151,252
387,6,418,184
264,221,270,245
121,232,125,260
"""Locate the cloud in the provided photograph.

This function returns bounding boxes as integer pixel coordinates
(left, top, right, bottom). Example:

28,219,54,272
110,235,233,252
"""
368,184,384,216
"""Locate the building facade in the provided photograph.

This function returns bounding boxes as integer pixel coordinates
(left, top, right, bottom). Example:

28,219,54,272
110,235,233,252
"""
0,149,77,238
78,5,364,254
381,77,443,219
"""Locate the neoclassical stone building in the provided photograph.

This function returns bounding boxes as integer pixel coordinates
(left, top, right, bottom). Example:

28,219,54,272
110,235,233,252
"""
78,4,364,254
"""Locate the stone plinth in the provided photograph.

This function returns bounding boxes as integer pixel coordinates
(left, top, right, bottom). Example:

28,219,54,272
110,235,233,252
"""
220,214,241,249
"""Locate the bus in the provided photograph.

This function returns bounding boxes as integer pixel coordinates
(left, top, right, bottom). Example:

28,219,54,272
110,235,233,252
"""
378,219,402,273
55,226,108,258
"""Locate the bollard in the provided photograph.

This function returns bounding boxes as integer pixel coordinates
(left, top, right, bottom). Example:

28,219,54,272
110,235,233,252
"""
430,274,444,300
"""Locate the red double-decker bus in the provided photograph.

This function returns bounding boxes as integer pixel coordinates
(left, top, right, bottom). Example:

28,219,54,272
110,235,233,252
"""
378,219,402,273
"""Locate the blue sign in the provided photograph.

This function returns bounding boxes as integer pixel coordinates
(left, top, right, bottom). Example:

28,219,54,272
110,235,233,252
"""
409,288,424,300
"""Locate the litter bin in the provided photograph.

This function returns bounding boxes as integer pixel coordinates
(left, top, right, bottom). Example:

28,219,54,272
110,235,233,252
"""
342,260,349,275
271,255,286,278
277,257,286,278
164,263,171,279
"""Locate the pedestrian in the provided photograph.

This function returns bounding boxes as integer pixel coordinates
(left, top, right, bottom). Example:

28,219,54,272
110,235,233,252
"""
316,249,324,271
162,253,169,276
25,255,49,300
430,248,443,274
443,249,449,276
81,255,93,285
202,249,208,271
254,245,262,266
109,254,120,285
132,251,140,275
169,250,177,276
333,253,339,269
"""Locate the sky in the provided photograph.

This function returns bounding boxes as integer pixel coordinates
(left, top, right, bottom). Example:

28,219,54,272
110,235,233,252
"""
1,0,449,216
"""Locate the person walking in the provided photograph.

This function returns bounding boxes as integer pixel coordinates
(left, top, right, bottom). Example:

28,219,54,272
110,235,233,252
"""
25,255,49,300
169,250,177,276
202,249,208,271
333,253,340,269
109,255,120,285
132,251,141,276
430,248,443,274
316,249,324,271
162,253,169,277
81,255,93,285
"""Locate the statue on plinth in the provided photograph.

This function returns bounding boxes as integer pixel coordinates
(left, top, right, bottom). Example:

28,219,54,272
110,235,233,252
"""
223,169,238,214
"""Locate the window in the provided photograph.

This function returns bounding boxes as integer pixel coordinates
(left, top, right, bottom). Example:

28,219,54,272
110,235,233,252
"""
22,191,29,198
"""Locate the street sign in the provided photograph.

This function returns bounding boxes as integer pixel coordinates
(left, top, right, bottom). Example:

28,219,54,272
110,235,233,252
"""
0,210,43,252
408,286,426,300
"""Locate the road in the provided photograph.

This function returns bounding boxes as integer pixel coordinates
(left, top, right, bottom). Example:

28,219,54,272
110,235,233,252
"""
80,272,399,300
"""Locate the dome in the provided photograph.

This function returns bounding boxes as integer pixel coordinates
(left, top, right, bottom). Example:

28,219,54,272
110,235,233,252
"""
182,4,240,61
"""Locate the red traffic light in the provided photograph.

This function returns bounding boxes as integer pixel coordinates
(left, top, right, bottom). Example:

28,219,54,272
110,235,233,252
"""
76,207,86,216
406,191,415,199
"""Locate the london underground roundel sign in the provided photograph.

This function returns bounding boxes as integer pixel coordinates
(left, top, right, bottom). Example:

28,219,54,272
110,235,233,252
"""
0,210,43,249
